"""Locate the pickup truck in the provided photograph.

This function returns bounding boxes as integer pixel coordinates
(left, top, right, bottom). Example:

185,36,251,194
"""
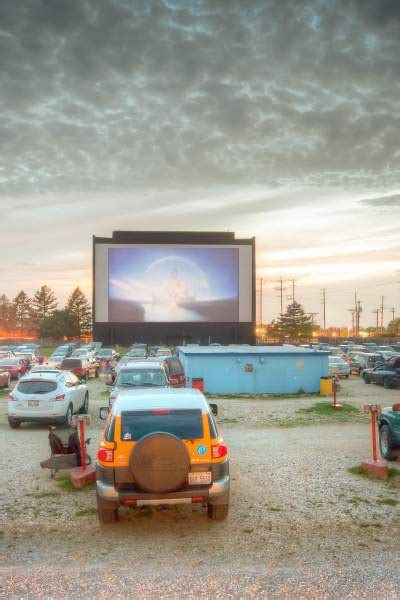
378,402,400,460
362,357,400,389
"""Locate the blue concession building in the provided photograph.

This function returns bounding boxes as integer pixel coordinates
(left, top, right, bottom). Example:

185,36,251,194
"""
177,345,329,394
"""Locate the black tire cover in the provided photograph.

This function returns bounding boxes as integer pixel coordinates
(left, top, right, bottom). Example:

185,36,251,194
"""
130,432,190,493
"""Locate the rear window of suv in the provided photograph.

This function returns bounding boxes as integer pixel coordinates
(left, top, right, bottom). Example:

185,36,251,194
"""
121,409,203,441
62,359,81,368
17,380,58,394
165,358,184,375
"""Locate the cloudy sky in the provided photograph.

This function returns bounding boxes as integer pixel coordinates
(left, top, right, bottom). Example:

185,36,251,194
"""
1,0,400,327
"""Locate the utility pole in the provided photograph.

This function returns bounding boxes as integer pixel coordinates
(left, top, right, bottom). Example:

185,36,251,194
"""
357,300,362,335
372,309,379,332
291,279,295,303
380,296,385,331
274,278,287,314
348,309,355,335
259,277,264,325
389,307,396,335
321,288,326,331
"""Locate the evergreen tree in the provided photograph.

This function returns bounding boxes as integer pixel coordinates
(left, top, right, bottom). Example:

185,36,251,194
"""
12,291,33,332
39,310,80,339
0,294,11,331
32,285,58,323
65,287,92,336
271,301,314,341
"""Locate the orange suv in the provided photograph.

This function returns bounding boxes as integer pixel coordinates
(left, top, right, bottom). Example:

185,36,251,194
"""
96,388,230,523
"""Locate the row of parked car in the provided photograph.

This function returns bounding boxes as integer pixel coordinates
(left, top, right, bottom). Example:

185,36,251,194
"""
310,342,400,389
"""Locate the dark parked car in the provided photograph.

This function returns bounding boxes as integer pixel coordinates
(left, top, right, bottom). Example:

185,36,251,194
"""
378,402,400,460
363,357,400,389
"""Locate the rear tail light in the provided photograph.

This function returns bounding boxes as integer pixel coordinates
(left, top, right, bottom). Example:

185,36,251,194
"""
191,496,205,503
211,443,228,459
97,448,114,462
55,394,65,401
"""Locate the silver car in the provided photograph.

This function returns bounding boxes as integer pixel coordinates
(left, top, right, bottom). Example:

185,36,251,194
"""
328,356,350,378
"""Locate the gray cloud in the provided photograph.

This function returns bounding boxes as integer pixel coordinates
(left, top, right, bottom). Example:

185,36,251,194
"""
1,0,400,195
361,194,400,207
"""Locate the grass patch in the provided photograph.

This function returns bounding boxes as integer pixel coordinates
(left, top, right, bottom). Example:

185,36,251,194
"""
27,491,60,499
75,508,98,517
273,402,367,428
348,496,370,505
376,498,399,506
299,402,359,416
206,392,319,400
100,390,110,397
39,346,56,358
56,475,95,493
348,465,400,486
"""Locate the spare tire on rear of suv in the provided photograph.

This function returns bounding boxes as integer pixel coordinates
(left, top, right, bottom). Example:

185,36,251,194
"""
129,432,190,494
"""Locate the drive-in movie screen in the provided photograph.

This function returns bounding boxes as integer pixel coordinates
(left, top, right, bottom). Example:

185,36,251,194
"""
108,247,239,322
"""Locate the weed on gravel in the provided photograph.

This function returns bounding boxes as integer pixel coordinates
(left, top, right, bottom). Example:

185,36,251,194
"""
56,475,95,493
271,402,367,428
75,508,98,517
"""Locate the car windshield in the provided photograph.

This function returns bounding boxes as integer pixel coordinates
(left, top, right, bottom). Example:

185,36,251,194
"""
97,350,112,357
127,350,146,357
120,409,203,441
17,380,58,394
115,369,167,387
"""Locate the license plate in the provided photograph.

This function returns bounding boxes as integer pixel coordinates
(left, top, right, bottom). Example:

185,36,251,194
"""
188,471,212,485
28,400,39,407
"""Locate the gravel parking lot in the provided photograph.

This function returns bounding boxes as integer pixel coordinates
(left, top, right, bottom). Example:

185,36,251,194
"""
1,376,400,598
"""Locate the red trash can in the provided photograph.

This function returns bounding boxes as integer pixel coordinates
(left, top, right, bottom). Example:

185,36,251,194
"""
191,378,204,391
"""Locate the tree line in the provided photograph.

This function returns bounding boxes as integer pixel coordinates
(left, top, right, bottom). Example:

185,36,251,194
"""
0,286,92,339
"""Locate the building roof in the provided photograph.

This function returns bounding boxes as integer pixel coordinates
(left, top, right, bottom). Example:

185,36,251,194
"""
111,387,208,416
177,344,329,357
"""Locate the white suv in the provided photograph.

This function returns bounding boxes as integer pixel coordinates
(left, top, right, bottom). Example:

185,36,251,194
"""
8,371,89,429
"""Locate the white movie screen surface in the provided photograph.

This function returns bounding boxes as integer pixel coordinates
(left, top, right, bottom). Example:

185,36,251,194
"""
108,247,239,323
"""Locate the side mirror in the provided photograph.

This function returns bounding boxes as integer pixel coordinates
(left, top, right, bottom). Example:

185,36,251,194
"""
99,406,110,420
210,403,218,416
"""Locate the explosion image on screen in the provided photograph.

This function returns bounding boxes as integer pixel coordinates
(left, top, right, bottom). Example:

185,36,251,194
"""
108,247,239,322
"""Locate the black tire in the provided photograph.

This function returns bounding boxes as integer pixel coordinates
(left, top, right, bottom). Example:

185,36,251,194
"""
83,372,89,383
79,392,89,414
379,424,398,461
207,504,229,520
383,378,392,389
65,404,73,427
363,374,371,384
97,495,118,524
8,418,21,429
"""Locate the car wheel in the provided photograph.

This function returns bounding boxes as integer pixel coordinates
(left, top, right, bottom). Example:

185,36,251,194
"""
8,418,21,428
379,424,398,461
207,503,229,520
65,404,73,427
97,495,118,524
383,378,392,389
363,374,371,384
79,392,89,414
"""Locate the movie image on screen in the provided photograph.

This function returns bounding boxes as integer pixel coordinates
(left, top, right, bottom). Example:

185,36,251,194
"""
108,247,239,322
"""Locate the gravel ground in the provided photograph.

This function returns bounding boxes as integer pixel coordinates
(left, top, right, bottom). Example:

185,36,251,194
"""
1,376,400,598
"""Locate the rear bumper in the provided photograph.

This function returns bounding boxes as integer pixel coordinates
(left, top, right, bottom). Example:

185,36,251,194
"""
96,475,230,505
